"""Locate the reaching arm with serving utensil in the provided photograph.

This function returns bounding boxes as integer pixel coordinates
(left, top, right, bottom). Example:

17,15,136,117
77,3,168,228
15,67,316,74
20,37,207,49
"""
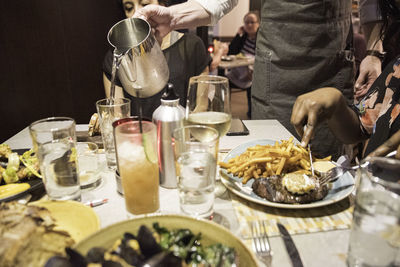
290,87,362,147
291,86,400,159
368,130,400,159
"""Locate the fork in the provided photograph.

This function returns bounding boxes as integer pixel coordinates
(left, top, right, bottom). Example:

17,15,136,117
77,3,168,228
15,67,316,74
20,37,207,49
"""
319,164,360,186
250,220,272,266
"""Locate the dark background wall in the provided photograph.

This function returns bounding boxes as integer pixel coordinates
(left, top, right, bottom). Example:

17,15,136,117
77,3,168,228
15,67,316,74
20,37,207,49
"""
0,0,125,142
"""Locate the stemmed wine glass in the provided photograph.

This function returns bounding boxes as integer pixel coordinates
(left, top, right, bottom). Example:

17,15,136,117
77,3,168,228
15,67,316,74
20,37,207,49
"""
185,75,232,138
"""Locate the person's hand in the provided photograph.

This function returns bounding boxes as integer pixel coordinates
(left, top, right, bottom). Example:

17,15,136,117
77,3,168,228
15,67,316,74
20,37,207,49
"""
134,4,174,43
210,42,229,71
368,130,400,159
354,56,382,100
219,42,228,55
238,26,244,36
290,87,343,147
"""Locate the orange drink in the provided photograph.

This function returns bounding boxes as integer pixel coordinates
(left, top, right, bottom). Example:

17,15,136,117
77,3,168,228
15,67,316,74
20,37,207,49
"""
113,118,159,215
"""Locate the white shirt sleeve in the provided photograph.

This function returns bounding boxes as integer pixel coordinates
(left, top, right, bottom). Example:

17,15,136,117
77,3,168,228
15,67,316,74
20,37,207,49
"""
194,0,239,25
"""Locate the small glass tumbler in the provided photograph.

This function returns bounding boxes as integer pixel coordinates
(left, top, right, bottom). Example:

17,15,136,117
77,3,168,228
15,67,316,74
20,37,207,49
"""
113,117,159,215
173,125,219,218
347,156,400,267
76,142,101,189
29,117,81,201
177,150,216,218
96,98,131,170
172,125,219,161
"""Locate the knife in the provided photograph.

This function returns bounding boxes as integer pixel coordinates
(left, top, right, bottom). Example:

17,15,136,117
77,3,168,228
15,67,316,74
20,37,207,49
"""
277,223,304,267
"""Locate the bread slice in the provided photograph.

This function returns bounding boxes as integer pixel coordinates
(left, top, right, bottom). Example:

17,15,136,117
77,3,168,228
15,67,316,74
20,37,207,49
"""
0,202,74,267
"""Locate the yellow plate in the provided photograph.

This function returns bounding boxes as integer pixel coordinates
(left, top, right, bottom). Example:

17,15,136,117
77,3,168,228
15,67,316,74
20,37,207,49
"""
75,214,259,267
29,200,100,243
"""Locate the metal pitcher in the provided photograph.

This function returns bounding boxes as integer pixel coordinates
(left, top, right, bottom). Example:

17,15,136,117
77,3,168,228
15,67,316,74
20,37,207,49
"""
107,17,169,98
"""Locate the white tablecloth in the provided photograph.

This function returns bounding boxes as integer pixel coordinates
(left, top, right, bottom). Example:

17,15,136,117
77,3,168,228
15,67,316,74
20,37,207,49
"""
5,120,351,267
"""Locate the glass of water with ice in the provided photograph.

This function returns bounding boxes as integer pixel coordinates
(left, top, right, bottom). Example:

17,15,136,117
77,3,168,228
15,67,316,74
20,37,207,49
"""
96,98,131,170
173,125,219,218
177,150,216,218
347,156,400,267
29,117,81,201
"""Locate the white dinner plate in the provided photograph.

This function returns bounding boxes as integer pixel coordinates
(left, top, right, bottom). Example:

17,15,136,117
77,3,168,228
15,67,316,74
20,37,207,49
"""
220,139,355,209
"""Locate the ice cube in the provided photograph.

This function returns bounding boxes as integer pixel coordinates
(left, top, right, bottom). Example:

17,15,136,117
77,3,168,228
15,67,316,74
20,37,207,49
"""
117,141,145,162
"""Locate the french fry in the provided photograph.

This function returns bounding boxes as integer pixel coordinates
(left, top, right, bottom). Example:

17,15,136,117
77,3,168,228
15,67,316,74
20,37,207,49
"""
218,138,331,184
219,162,231,169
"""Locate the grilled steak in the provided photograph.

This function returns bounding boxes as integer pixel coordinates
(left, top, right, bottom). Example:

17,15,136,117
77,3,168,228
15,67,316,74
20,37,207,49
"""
252,175,328,204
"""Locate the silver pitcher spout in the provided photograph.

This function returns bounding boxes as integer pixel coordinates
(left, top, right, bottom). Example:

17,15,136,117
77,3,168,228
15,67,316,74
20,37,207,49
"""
107,17,169,98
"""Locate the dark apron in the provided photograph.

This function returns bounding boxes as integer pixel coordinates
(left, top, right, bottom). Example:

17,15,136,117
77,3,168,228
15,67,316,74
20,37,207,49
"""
252,0,354,159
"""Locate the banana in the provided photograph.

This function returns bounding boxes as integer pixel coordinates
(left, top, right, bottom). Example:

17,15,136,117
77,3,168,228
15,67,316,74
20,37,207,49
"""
0,183,30,199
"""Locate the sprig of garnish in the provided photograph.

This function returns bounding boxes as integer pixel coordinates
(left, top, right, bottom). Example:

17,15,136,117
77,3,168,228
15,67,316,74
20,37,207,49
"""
19,150,42,179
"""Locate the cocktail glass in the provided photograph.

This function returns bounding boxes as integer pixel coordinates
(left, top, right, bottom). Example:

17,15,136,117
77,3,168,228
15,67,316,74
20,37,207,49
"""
113,117,159,215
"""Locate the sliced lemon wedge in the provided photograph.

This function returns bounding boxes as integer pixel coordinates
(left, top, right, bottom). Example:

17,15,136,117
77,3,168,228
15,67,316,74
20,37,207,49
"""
142,132,157,164
0,183,30,199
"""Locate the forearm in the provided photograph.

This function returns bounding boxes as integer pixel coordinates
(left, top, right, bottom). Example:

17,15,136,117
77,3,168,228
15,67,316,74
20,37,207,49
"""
362,21,383,52
328,96,365,144
169,1,211,30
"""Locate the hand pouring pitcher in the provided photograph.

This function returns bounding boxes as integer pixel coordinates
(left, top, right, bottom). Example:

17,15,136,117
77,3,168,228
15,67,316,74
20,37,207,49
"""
107,17,169,98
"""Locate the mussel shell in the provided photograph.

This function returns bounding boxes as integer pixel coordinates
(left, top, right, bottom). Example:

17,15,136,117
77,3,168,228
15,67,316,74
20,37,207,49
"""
86,247,106,263
137,225,162,258
65,247,87,267
44,256,74,267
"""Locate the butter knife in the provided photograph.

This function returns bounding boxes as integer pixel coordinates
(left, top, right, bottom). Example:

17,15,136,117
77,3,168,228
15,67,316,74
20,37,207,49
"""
308,144,315,176
277,223,304,267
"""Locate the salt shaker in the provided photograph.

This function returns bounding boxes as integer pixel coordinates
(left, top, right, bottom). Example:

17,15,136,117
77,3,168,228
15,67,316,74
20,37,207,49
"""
152,83,185,188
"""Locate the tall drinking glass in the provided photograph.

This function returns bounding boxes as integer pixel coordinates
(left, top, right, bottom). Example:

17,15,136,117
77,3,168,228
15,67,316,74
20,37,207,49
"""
96,98,130,170
113,118,159,215
185,75,231,138
173,125,219,218
186,75,231,196
347,156,400,267
29,117,81,201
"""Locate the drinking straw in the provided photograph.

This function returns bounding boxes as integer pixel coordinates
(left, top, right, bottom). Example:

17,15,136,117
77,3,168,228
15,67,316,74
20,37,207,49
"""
135,89,143,134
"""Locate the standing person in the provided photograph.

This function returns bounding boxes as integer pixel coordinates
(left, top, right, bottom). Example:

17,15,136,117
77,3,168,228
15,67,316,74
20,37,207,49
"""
103,0,210,119
291,0,400,159
354,0,384,100
225,11,259,118
248,1,354,159
134,0,381,158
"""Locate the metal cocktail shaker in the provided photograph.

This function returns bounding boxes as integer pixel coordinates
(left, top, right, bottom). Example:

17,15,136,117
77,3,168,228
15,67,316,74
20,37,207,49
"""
152,84,185,188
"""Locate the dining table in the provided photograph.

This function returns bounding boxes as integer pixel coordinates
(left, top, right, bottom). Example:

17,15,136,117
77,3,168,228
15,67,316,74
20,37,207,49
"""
218,56,255,70
4,119,354,267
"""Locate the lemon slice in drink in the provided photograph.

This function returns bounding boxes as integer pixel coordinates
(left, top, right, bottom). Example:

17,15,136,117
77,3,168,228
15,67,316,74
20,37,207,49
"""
143,133,157,164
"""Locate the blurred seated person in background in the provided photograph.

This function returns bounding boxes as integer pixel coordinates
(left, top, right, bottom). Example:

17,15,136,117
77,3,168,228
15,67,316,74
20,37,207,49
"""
211,11,259,118
291,0,400,159
103,0,211,119
209,40,228,73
